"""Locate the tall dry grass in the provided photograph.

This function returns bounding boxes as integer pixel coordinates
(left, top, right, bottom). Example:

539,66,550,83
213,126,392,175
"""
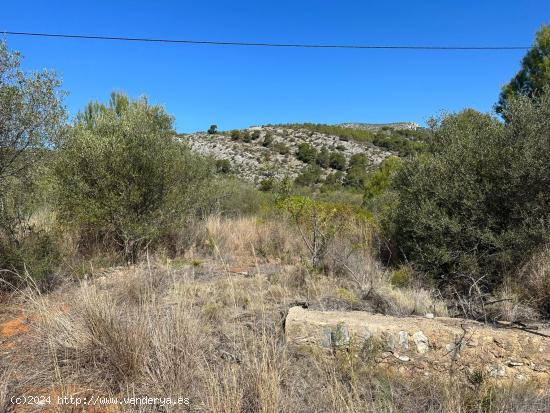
18,258,548,413
4,215,546,412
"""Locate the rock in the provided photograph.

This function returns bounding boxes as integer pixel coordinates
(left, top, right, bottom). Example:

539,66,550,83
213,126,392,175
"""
412,331,430,354
393,353,410,362
532,364,549,373
488,363,507,378
507,360,524,367
398,331,409,350
284,306,550,384
425,313,435,319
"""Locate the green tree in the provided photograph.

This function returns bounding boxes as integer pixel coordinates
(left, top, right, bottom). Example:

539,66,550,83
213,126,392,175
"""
0,42,65,287
207,124,218,134
0,42,65,200
497,24,550,114
390,96,550,294
56,93,214,259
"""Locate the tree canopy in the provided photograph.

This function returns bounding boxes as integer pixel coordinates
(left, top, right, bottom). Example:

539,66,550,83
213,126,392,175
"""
497,24,550,114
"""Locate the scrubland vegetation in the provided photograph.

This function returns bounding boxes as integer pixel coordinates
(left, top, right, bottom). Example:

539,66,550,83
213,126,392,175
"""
1,24,550,413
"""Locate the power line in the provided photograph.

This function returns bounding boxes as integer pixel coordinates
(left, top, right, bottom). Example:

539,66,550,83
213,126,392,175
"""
1,31,530,51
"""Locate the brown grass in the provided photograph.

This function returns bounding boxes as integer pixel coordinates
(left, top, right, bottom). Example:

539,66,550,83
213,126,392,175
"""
2,215,548,412
520,247,550,317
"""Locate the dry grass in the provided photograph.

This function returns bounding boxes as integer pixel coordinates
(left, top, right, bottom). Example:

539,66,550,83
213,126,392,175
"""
520,247,550,317
0,368,12,413
205,215,305,264
2,215,548,412
9,259,546,413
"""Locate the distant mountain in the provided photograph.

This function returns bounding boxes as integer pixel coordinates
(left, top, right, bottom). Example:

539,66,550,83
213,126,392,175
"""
338,122,421,131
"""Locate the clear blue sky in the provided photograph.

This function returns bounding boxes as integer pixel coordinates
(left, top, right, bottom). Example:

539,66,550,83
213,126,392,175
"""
2,1,549,132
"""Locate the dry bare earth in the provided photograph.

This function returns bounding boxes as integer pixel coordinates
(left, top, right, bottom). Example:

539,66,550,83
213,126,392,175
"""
1,216,549,413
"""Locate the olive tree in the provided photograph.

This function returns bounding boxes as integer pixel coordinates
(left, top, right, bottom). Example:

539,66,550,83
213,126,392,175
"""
0,42,65,287
56,93,214,259
390,94,550,295
0,42,65,233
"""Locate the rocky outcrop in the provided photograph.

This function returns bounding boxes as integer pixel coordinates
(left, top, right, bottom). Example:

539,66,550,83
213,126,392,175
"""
181,126,391,183
285,306,550,384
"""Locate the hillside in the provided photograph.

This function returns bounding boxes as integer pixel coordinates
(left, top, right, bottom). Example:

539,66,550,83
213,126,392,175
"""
181,125,392,183
339,121,421,131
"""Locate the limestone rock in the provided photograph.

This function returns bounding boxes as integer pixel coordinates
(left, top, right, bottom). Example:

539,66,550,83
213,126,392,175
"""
285,306,550,385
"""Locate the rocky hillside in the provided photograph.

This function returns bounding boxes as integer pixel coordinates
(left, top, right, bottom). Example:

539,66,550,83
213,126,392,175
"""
339,122,421,131
180,125,392,183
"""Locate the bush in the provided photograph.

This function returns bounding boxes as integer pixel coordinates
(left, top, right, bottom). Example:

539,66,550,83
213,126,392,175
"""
277,196,370,267
295,165,323,187
56,93,214,259
322,171,344,191
315,147,331,168
0,230,61,290
215,159,232,174
207,124,218,134
273,142,290,155
262,133,273,147
362,157,402,200
389,93,550,294
259,177,276,192
329,152,347,170
296,143,318,164
230,130,241,141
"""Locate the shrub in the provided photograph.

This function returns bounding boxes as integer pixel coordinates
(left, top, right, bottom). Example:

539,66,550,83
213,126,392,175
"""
294,165,323,187
230,130,241,141
344,166,367,189
362,156,402,200
0,229,61,290
277,196,370,267
215,159,232,174
273,142,290,155
329,152,347,170
349,153,369,169
251,130,261,140
259,177,276,192
315,147,331,168
262,132,273,147
390,93,550,294
296,143,318,164
207,124,218,134
55,93,214,260
322,171,344,191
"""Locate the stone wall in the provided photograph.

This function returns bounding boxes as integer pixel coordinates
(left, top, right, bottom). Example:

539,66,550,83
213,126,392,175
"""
285,306,550,385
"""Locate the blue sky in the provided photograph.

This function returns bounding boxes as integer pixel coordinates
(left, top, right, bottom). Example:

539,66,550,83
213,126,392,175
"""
2,1,549,132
